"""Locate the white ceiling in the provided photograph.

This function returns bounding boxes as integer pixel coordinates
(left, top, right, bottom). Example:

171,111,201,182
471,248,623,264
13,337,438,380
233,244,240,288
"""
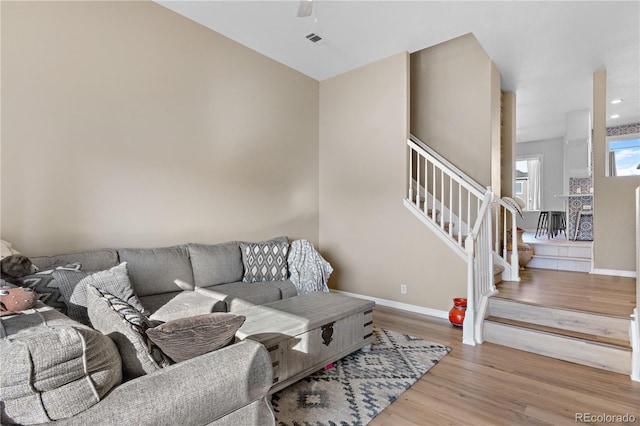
157,1,640,143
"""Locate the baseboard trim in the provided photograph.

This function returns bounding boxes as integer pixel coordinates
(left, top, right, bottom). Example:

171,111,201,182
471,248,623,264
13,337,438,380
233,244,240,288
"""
591,268,636,278
330,289,449,319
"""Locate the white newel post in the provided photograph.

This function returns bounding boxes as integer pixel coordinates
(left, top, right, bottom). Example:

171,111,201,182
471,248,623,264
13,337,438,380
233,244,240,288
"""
408,147,413,200
462,235,477,346
510,215,519,280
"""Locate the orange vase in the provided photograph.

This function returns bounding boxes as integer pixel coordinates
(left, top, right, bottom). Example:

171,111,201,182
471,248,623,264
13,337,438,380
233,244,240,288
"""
448,297,467,327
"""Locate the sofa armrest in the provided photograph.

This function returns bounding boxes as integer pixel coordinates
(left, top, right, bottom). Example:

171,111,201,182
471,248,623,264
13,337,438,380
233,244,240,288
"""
52,340,274,426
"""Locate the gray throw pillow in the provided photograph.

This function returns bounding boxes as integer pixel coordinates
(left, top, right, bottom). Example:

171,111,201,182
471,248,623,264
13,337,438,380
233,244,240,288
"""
146,313,245,363
52,262,146,326
86,286,171,379
17,263,83,314
240,238,289,282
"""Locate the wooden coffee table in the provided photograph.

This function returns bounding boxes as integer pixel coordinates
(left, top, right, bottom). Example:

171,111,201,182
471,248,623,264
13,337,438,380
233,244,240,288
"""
234,292,375,393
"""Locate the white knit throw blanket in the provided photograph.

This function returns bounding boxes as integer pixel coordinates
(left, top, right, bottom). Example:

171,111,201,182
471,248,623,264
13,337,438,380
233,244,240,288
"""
287,239,333,295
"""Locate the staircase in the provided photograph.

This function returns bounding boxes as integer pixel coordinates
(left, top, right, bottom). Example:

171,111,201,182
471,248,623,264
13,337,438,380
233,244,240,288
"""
405,136,638,379
484,295,631,375
405,135,520,345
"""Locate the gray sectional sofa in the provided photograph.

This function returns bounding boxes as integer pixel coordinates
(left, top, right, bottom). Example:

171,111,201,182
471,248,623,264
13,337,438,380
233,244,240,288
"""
1,237,301,425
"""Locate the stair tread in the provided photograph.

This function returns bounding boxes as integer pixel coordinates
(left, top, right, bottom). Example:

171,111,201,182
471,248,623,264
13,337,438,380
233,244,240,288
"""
485,316,631,349
493,264,505,274
490,293,631,320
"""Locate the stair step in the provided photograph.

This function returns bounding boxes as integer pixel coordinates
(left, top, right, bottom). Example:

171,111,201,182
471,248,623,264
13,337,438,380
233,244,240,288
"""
416,198,440,218
527,255,591,272
486,316,631,349
493,265,505,284
531,254,590,262
489,297,630,341
427,208,439,217
530,243,591,259
484,317,631,375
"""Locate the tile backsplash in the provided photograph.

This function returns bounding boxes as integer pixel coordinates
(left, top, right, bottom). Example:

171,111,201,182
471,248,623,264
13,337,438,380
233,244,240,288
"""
568,178,593,240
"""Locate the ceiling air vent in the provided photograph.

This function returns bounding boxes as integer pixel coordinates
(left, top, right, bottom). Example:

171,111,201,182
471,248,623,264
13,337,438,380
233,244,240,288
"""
305,33,323,43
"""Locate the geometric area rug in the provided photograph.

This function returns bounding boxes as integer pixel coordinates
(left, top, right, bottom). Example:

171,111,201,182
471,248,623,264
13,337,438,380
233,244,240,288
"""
271,327,452,425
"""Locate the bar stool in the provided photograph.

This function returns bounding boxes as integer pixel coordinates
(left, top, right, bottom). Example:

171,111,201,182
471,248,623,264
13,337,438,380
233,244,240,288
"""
549,211,566,238
573,206,593,241
535,211,549,238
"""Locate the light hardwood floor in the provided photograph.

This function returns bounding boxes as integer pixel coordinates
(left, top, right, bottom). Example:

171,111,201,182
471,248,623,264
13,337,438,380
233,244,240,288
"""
495,269,635,317
370,305,640,426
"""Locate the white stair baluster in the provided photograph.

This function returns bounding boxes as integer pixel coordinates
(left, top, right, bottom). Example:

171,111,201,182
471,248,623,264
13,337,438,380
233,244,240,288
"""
415,154,421,207
408,147,413,200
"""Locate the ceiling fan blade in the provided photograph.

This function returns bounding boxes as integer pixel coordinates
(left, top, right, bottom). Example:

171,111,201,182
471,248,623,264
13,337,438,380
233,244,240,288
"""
297,0,313,17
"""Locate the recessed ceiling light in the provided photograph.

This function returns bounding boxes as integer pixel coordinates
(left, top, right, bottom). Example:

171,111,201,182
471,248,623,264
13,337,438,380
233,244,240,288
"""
610,114,620,119
611,99,623,104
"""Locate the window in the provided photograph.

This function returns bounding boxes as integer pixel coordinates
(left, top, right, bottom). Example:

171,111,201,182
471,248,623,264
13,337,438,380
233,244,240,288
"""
515,156,541,211
606,133,640,177
515,181,523,195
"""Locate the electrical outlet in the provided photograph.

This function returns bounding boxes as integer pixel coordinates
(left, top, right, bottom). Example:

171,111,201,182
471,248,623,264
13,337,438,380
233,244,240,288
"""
400,284,407,294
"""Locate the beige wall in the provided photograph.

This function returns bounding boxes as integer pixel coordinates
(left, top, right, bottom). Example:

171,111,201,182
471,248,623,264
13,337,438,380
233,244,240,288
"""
410,33,498,188
319,52,467,313
593,70,639,272
501,92,516,198
490,63,502,196
1,1,319,256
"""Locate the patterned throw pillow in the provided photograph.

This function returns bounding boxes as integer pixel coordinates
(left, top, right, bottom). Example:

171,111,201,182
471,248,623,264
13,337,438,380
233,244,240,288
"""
146,313,245,363
86,286,171,379
17,263,83,314
241,240,289,282
52,262,146,326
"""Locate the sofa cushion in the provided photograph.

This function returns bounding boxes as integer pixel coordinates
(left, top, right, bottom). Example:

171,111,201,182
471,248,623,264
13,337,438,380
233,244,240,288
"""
240,238,289,283
188,242,243,287
86,286,171,379
268,279,299,299
146,313,245,363
142,291,227,323
118,245,194,296
0,305,121,424
51,262,146,326
199,282,283,312
29,248,119,272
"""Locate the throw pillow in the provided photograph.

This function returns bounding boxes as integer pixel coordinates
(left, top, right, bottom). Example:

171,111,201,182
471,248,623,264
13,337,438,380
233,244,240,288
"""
86,285,171,379
146,313,246,363
0,254,34,285
52,262,146,326
17,263,82,314
241,239,289,282
0,286,39,316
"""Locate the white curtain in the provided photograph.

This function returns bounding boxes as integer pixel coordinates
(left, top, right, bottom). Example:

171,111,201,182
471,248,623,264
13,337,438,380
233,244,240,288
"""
527,158,541,210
